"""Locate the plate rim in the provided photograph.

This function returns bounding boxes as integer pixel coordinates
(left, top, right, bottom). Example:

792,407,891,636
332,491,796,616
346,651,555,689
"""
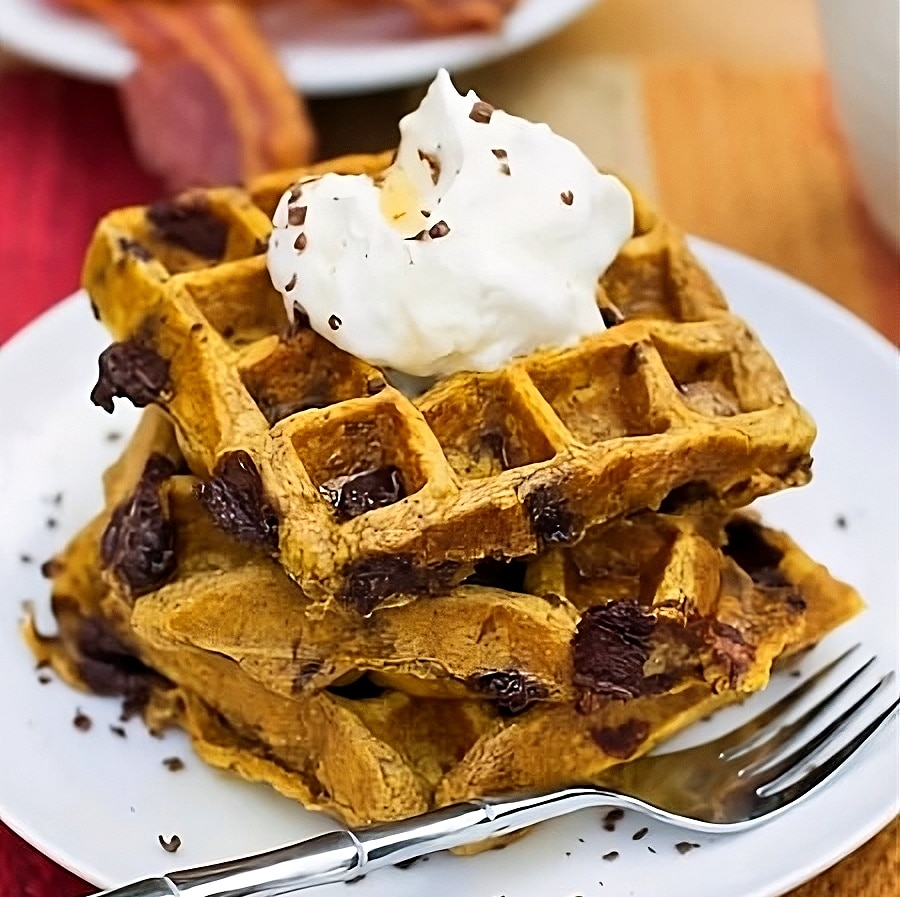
0,0,599,96
0,239,897,895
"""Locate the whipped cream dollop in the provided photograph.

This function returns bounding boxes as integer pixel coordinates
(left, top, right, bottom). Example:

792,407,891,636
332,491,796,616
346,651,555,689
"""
267,69,633,378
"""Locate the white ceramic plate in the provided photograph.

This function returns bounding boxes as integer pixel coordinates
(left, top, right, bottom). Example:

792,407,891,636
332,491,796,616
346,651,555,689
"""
0,240,897,895
0,0,597,95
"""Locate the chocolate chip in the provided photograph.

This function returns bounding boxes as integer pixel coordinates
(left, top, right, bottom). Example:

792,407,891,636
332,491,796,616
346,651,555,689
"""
90,340,172,414
163,756,184,772
417,149,441,184
100,455,176,596
196,451,279,549
147,194,227,260
572,600,656,704
190,322,203,333
285,274,297,292
469,101,494,123
341,555,459,614
469,670,548,715
523,485,579,547
288,205,308,226
73,710,92,732
675,841,700,854
319,466,406,520
427,220,450,239
590,719,651,759
328,314,342,331
294,232,307,251
116,237,152,262
158,834,182,853
561,190,574,205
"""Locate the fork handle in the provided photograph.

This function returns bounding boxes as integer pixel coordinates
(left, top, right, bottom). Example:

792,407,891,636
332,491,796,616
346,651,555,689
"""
93,788,608,896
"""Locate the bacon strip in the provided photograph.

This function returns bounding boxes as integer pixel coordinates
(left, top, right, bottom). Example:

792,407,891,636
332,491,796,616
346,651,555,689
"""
393,0,518,33
60,0,314,191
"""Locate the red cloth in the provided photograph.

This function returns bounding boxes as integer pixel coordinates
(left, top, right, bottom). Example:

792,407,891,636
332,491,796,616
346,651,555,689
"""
0,69,163,894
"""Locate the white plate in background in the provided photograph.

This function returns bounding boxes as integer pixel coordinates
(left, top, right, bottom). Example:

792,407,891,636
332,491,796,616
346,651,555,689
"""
0,240,897,894
0,0,598,95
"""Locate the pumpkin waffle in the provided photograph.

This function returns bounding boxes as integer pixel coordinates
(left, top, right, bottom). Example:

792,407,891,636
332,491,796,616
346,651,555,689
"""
82,153,815,613
25,410,860,829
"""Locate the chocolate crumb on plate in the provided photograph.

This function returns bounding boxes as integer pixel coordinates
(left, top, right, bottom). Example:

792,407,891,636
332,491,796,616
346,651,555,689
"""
37,673,52,685
158,834,182,853
73,709,92,732
110,725,127,738
675,841,700,854
602,808,624,831
648,846,657,854
19,553,32,564
632,827,649,840
602,851,619,861
836,515,848,529
393,857,420,869
163,756,185,772
106,431,123,442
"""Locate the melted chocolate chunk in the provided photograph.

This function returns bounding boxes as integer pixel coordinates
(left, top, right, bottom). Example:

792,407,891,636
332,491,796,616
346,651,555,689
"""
572,600,656,705
196,451,279,549
724,518,785,578
590,718,651,759
75,617,157,708
320,466,406,520
147,194,228,260
710,622,756,687
90,340,172,414
523,485,579,547
469,670,548,715
341,555,460,615
100,455,176,596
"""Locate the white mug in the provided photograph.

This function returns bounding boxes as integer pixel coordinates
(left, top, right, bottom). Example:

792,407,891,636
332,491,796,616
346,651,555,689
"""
816,0,899,247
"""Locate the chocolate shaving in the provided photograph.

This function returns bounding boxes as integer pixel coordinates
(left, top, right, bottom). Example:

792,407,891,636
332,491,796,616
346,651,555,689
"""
100,455,177,596
288,205,308,226
285,274,297,292
469,101,494,123
196,451,279,549
294,232,307,251
158,834,182,853
328,314,342,331
147,193,227,260
319,466,406,521
469,670,548,715
428,220,450,239
572,600,656,705
90,340,172,414
561,190,574,206
110,725,127,738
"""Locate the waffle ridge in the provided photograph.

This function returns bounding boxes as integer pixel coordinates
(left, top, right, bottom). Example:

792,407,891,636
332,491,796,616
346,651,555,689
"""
82,153,816,612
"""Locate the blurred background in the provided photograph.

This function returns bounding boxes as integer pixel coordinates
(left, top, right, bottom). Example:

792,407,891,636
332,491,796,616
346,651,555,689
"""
0,0,897,894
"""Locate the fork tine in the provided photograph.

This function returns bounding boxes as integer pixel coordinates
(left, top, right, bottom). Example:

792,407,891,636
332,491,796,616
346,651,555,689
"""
720,655,876,766
742,672,894,786
753,694,899,812
667,645,861,762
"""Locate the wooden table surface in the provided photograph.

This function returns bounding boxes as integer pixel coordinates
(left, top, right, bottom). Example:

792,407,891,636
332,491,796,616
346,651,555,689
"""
0,1,897,895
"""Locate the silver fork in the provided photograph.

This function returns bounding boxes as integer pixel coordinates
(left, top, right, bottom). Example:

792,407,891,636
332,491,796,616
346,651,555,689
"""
96,647,897,897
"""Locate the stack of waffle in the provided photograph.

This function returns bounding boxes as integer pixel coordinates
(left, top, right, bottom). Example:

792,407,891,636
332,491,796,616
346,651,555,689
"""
26,154,863,831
